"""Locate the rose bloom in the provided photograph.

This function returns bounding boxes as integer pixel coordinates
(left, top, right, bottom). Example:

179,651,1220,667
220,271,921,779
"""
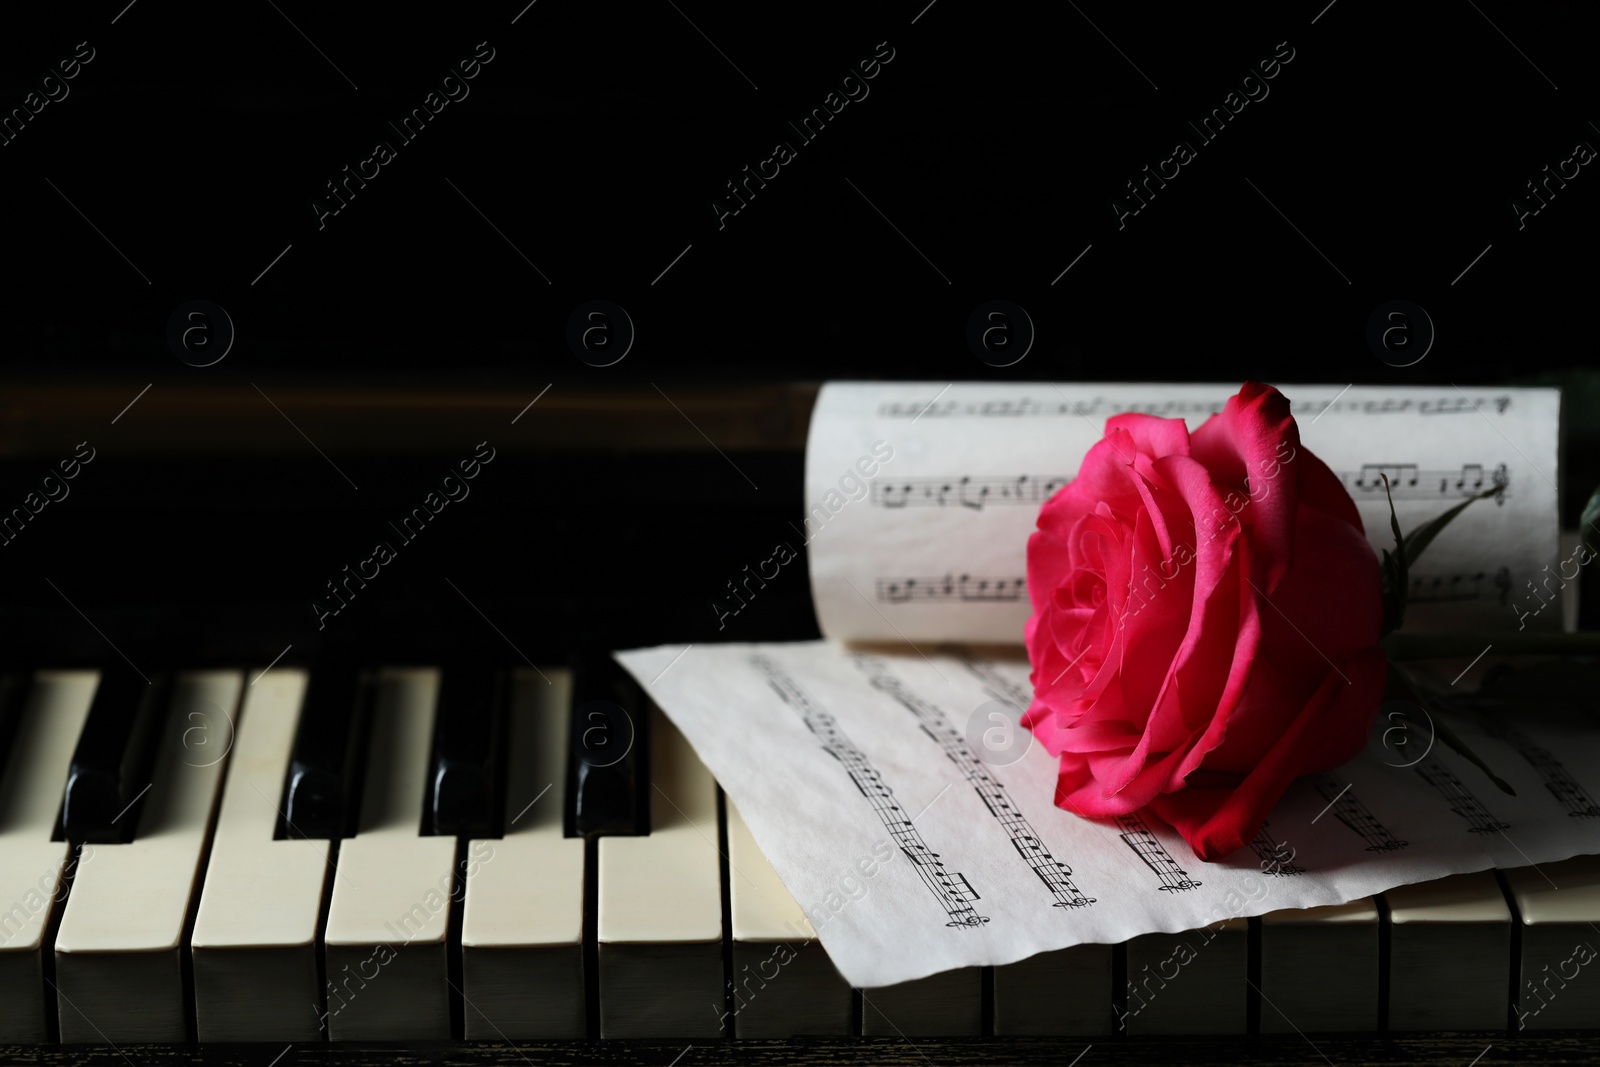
1023,383,1387,861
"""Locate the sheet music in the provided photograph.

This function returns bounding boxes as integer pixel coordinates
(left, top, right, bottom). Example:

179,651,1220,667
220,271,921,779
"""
804,382,1562,642
615,640,1600,988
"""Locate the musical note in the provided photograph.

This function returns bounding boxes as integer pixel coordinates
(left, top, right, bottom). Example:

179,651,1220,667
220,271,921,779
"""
1491,463,1511,506
960,575,1022,602
1337,463,1511,503
870,475,1074,508
1415,758,1511,834
1311,774,1408,852
854,656,1096,911
1408,570,1489,603
1114,812,1202,892
1249,820,1306,876
959,476,988,510
881,579,915,603
876,394,1514,419
870,465,1511,511
877,484,912,508
956,654,1034,710
1353,463,1420,490
1474,717,1600,818
750,655,989,930
875,576,1026,604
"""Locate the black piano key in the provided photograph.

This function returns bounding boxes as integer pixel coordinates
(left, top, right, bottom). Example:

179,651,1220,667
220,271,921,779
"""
566,656,647,839
61,668,169,843
427,667,507,838
280,666,372,840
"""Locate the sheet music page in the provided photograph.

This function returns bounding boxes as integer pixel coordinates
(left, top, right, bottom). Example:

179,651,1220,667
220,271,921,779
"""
615,640,1600,989
804,382,1562,642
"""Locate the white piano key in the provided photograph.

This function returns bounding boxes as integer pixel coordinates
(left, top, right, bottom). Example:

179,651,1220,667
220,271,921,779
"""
1123,919,1247,1034
993,945,1113,1035
324,668,458,1041
1504,853,1600,1031
598,703,723,1039
861,967,982,1037
0,672,96,1043
1259,897,1379,1032
726,797,852,1038
1384,870,1511,1030
55,671,240,1044
191,668,330,1042
461,669,585,1039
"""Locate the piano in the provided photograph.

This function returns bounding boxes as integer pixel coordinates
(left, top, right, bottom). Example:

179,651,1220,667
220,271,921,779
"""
2,653,1600,1065
0,383,1595,1067
6,0,1599,1054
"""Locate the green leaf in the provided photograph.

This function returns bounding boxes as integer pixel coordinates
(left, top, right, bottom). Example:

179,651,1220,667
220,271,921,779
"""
1402,484,1501,570
1387,662,1516,797
1380,476,1408,636
1380,547,1406,635
1582,482,1600,545
1384,476,1404,551
1428,706,1517,797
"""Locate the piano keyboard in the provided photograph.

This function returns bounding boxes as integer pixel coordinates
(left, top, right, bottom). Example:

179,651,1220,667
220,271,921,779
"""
0,664,1596,1044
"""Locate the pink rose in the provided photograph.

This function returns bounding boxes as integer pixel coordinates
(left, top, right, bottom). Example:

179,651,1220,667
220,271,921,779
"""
1023,382,1387,860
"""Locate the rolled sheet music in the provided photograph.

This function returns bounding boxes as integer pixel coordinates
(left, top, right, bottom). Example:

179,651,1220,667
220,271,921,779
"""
804,382,1561,642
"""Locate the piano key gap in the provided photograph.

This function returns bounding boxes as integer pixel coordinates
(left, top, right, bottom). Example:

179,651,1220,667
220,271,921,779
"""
583,835,600,1041
1494,868,1522,1036
1245,916,1261,1036
447,841,467,1039
717,786,735,1042
980,965,994,1037
314,838,342,1039
1374,892,1392,1032
39,840,89,1044
1111,940,1127,1039
176,682,243,1046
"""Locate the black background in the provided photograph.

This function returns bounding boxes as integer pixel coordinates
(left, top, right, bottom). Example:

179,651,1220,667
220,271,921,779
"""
0,0,1594,665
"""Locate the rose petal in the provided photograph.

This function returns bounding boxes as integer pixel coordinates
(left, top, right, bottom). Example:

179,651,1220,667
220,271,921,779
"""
1295,447,1365,534
1146,645,1388,860
1188,382,1299,591
1105,412,1191,460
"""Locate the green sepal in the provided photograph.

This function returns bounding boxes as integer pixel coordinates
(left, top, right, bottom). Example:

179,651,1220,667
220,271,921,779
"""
1402,484,1502,570
1379,477,1408,637
1581,482,1600,545
1379,477,1501,638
